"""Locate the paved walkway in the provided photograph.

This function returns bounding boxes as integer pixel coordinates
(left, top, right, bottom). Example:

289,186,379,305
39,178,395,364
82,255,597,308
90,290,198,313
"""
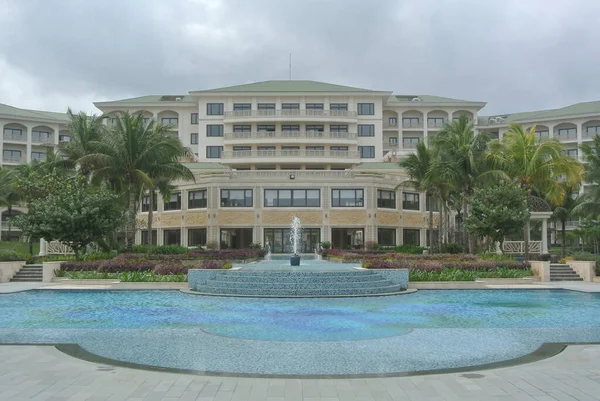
1,344,600,400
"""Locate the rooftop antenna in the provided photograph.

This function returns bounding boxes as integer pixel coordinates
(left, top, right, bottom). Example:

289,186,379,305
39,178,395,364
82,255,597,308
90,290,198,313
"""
289,53,292,80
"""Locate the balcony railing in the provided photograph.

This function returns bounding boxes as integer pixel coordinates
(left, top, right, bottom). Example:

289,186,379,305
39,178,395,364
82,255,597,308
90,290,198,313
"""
555,133,577,141
221,150,360,159
32,136,53,144
2,156,23,163
1,221,21,230
224,131,357,140
582,131,598,140
223,110,358,118
229,170,355,180
402,142,419,149
402,121,423,129
3,134,26,142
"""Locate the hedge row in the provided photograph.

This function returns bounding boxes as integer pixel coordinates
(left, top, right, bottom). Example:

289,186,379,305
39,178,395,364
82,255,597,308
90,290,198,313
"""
363,259,531,271
324,249,479,262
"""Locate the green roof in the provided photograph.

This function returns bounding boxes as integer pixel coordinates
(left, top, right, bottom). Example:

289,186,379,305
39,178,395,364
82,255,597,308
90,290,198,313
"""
352,162,402,170
194,80,380,93
0,103,68,122
479,100,600,126
95,95,195,106
386,95,483,104
182,162,227,170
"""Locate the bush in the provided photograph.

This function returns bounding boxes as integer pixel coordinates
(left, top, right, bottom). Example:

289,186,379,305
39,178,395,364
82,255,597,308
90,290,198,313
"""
97,254,156,273
249,242,262,249
198,260,231,269
61,260,103,271
130,245,190,255
152,261,190,275
320,241,331,250
440,243,464,254
0,251,27,261
393,245,427,254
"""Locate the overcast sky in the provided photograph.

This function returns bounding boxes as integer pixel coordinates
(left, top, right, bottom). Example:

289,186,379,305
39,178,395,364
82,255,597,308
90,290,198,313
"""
0,0,598,116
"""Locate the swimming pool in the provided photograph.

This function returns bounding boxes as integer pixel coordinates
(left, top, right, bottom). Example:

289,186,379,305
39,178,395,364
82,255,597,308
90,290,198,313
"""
1,289,599,375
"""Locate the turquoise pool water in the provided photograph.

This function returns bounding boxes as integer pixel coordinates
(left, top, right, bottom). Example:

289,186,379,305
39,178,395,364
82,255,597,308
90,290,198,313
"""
1,289,599,375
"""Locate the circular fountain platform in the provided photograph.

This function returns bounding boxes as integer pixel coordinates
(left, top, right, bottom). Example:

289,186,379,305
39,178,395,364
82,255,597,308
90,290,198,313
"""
187,256,410,298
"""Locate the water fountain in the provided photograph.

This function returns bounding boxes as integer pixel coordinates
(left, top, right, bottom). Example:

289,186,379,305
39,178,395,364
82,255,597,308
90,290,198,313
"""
289,216,302,266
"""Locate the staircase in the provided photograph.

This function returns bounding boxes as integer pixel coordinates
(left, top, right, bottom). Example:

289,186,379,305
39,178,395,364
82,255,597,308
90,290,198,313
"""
549,264,583,281
10,264,43,282
197,270,405,297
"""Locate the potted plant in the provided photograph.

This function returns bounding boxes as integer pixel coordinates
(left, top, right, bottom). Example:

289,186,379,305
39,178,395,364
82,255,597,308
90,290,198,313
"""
290,254,301,266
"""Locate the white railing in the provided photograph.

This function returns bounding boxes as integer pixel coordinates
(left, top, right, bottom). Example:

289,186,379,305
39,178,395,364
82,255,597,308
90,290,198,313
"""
402,142,419,149
224,131,357,140
556,133,577,141
402,121,423,128
565,221,581,229
229,170,355,180
502,241,542,254
46,240,75,255
224,110,357,118
2,156,23,163
32,136,53,144
0,221,21,230
3,134,26,142
428,121,446,128
221,150,360,159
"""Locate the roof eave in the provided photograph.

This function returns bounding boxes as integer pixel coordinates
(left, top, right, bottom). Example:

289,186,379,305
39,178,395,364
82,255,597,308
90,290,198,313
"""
385,101,487,109
188,90,393,97
478,111,600,128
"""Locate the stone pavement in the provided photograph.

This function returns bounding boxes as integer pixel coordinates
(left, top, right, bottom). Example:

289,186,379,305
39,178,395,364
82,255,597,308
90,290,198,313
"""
1,345,600,400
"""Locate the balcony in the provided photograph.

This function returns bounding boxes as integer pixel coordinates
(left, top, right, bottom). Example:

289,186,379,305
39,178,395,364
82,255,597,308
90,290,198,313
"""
1,221,21,230
221,149,361,163
31,136,54,145
427,120,446,129
3,134,26,143
555,133,577,142
229,170,355,181
223,109,358,123
223,131,357,145
402,121,423,129
402,142,419,149
2,156,24,164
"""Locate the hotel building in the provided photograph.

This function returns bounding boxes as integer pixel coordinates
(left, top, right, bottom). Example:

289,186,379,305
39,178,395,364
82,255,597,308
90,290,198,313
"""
1,80,598,250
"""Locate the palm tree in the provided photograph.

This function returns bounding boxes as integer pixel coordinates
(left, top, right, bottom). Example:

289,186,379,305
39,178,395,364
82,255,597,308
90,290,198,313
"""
431,115,489,252
572,134,600,219
81,112,194,250
552,185,579,257
0,169,20,241
486,123,583,260
59,109,104,177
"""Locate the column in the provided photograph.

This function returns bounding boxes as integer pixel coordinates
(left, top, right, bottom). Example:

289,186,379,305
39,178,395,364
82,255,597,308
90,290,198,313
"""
0,122,4,167
542,218,548,254
423,111,428,144
26,126,32,162
39,238,47,256
576,122,583,145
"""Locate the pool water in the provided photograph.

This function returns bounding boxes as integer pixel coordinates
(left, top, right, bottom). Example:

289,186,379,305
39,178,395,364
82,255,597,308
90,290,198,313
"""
1,289,599,375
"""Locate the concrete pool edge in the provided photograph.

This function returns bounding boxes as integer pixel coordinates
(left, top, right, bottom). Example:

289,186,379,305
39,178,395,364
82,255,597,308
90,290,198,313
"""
2,342,593,379
180,287,418,298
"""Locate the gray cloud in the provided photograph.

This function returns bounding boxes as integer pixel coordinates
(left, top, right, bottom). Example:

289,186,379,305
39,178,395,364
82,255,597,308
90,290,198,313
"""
0,0,598,115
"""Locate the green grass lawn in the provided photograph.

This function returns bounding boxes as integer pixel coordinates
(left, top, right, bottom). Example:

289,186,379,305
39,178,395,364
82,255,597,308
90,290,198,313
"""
0,241,40,255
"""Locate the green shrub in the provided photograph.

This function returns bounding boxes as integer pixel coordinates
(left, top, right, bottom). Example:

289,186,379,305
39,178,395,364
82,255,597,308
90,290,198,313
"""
319,241,331,250
130,245,190,255
0,251,26,261
393,245,426,254
479,253,517,262
440,243,464,254
249,243,262,249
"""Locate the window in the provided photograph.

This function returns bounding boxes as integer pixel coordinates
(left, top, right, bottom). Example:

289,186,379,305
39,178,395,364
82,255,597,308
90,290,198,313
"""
191,113,199,124
558,127,576,136
359,146,375,158
330,125,348,132
163,229,181,246
257,124,276,132
59,135,71,142
206,146,223,158
258,146,275,150
190,133,198,144
282,103,300,109
330,103,348,111
233,125,251,132
258,103,275,110
141,230,157,246
403,192,420,210
188,190,207,209
32,131,50,142
31,152,46,161
388,117,397,126
402,117,420,127
567,149,578,157
233,103,251,111
358,124,375,137
331,146,348,151
403,137,419,148
264,189,320,207
3,150,21,160
142,117,150,125
207,103,224,115
403,229,420,246
306,146,324,150
141,194,157,212
282,146,299,151
161,117,178,125
377,190,396,208
427,117,444,127
206,125,223,137
378,229,396,246
282,125,299,132
332,189,364,207
233,146,251,151
426,194,439,212
535,130,549,139
164,193,181,211
188,228,207,247
389,137,398,144
357,103,374,115
306,103,324,110
586,126,600,134
3,128,22,138
221,189,253,207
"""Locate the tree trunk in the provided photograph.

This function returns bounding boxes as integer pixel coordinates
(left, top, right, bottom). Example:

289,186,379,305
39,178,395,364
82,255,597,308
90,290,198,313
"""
147,190,154,248
126,188,136,252
462,197,472,253
561,219,566,258
7,204,12,242
438,199,443,252
428,192,434,253
524,219,530,261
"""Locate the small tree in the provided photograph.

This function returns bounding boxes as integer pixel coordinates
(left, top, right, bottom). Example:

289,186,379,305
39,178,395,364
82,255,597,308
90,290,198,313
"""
13,174,123,259
465,183,530,251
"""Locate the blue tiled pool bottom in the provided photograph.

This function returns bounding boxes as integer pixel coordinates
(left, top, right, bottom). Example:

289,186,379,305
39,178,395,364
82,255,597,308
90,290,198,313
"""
1,290,600,375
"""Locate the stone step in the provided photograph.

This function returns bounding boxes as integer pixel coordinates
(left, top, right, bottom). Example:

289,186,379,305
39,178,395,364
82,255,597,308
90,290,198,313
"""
13,273,43,278
213,272,383,283
206,279,395,290
217,270,374,278
197,284,405,297
10,277,43,282
550,278,584,281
